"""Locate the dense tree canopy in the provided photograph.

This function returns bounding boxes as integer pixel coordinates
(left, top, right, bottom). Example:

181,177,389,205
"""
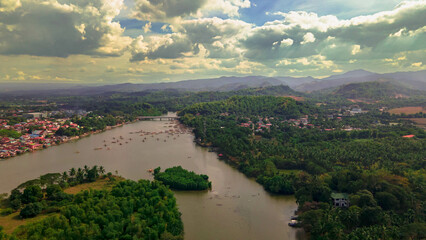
179,95,426,239
9,180,183,240
154,166,211,191
0,168,184,240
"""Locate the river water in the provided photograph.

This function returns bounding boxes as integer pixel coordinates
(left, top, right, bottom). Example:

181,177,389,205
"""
0,114,305,240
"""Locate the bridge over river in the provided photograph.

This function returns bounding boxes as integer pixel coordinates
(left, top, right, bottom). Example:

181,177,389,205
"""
137,116,180,121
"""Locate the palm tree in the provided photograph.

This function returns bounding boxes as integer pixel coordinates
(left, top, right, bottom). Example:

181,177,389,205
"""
69,168,76,177
76,168,84,183
62,171,68,182
99,166,105,175
83,165,89,178
92,165,99,178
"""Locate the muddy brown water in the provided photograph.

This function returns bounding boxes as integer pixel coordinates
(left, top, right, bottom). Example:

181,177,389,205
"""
0,114,305,240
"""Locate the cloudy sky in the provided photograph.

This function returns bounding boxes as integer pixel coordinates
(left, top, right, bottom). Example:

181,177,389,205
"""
0,0,425,84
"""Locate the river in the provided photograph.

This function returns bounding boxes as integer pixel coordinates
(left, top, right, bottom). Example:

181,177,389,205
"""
0,113,305,240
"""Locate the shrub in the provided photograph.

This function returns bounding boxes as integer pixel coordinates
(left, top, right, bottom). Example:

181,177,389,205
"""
0,208,13,216
46,185,62,200
21,185,43,204
20,202,43,218
10,198,22,211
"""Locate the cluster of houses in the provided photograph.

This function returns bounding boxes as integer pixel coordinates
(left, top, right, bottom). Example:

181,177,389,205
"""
239,118,273,132
238,115,365,133
238,115,324,132
239,116,314,132
0,118,81,159
0,109,89,121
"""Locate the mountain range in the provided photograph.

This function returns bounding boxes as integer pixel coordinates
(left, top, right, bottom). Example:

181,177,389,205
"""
1,70,425,96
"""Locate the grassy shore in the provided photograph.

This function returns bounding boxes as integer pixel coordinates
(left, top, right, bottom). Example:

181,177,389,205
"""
0,175,123,234
63,175,123,194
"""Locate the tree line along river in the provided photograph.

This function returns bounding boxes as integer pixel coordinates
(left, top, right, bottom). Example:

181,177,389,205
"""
0,113,305,240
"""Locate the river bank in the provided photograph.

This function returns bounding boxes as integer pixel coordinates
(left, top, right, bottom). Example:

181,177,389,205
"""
0,115,305,240
0,122,124,160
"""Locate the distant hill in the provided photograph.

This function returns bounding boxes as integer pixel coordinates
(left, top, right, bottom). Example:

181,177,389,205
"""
329,81,425,101
1,76,286,97
53,85,304,113
179,95,313,119
129,84,299,98
233,85,301,97
125,85,303,111
293,70,426,92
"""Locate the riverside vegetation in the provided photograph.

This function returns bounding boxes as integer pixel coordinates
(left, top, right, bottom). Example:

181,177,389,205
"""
179,95,425,240
0,166,183,240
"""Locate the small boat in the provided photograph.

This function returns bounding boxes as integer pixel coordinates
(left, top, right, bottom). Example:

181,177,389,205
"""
94,147,102,150
288,220,298,227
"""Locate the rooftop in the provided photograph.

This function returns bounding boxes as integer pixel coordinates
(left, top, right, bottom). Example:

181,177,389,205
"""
331,193,349,199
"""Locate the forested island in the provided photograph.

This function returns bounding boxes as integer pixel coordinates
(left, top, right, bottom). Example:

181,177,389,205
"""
153,166,211,191
0,167,183,240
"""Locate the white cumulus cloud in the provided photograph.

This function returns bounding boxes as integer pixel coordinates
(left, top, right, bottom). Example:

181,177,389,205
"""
0,0,131,57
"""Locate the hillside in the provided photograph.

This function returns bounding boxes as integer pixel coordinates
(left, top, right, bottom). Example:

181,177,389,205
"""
179,95,314,119
293,70,426,92
330,81,425,101
56,85,304,113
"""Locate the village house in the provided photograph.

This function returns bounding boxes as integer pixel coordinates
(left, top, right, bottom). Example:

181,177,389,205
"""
300,117,308,125
350,107,362,115
331,193,350,207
